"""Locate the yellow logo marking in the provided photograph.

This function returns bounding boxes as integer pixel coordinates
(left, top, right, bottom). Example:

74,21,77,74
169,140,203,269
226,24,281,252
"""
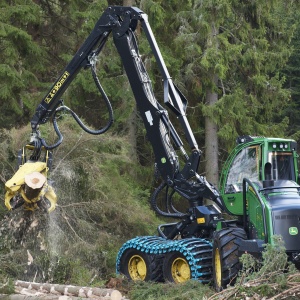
197,217,205,224
44,71,70,104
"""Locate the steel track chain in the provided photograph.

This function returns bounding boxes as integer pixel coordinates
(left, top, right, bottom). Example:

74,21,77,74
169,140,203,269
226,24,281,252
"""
116,236,213,282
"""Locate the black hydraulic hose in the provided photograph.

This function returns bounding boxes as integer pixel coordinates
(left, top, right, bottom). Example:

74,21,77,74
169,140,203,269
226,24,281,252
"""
166,187,184,215
29,138,42,161
66,65,114,135
41,65,114,150
41,109,64,150
150,181,185,218
84,64,114,135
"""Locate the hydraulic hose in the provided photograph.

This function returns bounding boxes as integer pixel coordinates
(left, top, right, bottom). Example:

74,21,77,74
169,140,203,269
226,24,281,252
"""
41,109,64,150
29,137,42,161
41,64,114,150
166,187,184,215
150,181,186,218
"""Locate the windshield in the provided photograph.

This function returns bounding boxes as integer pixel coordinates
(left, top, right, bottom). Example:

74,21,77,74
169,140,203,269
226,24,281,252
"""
268,152,295,181
225,145,260,193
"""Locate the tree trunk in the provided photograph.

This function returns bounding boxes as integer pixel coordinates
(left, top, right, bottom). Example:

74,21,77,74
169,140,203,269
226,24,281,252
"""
24,172,46,200
204,22,219,188
123,0,138,165
205,84,219,188
123,0,135,6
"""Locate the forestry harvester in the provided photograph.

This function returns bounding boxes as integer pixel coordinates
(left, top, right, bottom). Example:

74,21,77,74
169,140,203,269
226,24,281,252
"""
4,6,300,291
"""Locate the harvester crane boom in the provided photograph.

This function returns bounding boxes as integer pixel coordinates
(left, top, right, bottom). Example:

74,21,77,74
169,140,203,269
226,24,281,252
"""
28,6,223,212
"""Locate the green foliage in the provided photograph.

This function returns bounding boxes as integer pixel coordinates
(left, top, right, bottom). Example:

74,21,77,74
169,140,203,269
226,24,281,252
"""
172,0,299,155
239,236,292,281
209,236,300,299
0,0,112,128
0,118,160,285
0,277,14,295
1,2,300,297
129,280,214,300
0,1,47,127
282,13,300,139
233,236,298,298
1,122,300,299
2,0,300,179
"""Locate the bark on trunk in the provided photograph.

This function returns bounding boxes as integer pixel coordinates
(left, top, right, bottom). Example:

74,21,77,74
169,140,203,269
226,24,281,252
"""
205,84,219,188
123,0,138,166
123,0,135,6
204,22,219,189
24,172,46,200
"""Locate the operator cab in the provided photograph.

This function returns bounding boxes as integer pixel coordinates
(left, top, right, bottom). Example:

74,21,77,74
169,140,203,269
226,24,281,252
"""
219,136,299,216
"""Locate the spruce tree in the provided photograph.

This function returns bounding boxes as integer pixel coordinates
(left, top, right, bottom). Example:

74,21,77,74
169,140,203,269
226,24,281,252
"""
173,0,299,185
0,0,114,128
282,17,300,138
0,1,44,127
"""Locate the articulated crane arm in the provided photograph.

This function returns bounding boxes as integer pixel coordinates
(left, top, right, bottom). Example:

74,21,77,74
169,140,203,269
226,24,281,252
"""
5,7,223,228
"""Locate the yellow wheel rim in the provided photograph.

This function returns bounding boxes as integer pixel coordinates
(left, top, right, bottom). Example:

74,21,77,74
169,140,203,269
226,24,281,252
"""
171,257,191,283
128,255,147,281
214,248,222,288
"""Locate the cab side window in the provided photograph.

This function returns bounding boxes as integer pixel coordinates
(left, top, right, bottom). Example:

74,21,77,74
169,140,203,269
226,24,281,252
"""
270,153,295,181
225,145,260,193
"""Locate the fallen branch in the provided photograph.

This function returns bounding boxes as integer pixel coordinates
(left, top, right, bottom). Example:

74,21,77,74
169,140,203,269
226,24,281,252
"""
207,272,300,300
61,210,88,244
58,202,91,208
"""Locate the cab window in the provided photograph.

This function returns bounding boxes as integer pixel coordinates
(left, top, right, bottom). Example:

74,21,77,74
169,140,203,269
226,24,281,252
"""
225,145,260,193
268,152,295,181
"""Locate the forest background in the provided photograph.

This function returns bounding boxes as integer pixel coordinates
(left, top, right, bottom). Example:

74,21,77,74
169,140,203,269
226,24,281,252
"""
1,0,300,299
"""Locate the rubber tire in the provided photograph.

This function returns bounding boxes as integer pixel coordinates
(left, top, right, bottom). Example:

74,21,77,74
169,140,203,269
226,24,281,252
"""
212,227,247,291
163,252,191,283
119,248,163,282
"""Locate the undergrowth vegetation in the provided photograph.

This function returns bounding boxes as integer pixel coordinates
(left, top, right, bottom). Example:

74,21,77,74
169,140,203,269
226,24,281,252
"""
209,236,300,300
129,280,214,300
0,117,161,286
0,120,300,299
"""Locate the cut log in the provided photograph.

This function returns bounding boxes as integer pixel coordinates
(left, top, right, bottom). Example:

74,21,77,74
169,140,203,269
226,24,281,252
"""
24,172,46,200
14,281,125,300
